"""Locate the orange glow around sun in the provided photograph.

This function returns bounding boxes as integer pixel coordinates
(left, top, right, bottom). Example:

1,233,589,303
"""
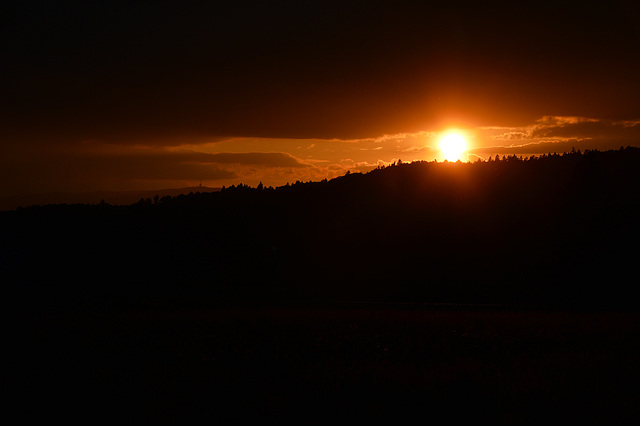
439,132,468,162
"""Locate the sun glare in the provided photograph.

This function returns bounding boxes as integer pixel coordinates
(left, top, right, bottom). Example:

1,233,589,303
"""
439,132,467,162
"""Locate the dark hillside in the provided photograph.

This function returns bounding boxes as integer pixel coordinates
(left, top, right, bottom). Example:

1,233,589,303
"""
2,147,639,309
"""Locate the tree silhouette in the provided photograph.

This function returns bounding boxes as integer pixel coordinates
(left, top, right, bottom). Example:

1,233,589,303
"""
1,147,639,308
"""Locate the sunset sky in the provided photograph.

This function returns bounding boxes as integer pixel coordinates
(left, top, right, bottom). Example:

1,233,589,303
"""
2,1,639,198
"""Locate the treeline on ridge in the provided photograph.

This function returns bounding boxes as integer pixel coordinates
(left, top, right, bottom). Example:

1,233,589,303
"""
2,147,639,308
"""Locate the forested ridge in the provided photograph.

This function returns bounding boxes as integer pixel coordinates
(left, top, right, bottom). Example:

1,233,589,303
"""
3,147,639,309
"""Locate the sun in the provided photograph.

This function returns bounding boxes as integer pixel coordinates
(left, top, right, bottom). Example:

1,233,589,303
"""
439,132,468,162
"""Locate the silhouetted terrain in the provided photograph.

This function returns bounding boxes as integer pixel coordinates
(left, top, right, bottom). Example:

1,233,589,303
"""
2,147,639,309
0,186,220,212
5,148,640,423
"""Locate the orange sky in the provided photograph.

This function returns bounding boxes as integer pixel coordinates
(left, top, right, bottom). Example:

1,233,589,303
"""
3,116,638,197
2,2,639,199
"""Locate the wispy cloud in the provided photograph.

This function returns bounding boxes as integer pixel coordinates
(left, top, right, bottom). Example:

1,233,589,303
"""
472,116,640,157
3,115,639,197
491,131,531,141
529,117,640,140
186,151,309,168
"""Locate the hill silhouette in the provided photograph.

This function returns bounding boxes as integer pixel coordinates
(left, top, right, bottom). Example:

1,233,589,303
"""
2,147,639,309
0,186,221,212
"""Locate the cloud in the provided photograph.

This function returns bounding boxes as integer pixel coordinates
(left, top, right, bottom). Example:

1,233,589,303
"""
530,117,640,140
194,152,309,167
0,146,312,196
491,131,531,140
474,116,640,157
402,145,436,153
338,131,436,145
535,116,599,126
47,151,308,182
25,153,238,182
472,139,584,155
4,114,639,197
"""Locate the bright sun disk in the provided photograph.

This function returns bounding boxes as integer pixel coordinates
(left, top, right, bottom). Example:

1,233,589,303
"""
439,132,467,162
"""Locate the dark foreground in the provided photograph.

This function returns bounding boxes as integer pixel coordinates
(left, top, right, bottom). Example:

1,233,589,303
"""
3,148,640,309
9,305,640,424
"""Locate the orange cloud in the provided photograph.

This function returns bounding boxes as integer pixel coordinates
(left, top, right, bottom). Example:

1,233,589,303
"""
472,117,640,158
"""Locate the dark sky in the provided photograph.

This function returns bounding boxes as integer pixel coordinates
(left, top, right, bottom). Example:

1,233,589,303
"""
2,1,639,199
